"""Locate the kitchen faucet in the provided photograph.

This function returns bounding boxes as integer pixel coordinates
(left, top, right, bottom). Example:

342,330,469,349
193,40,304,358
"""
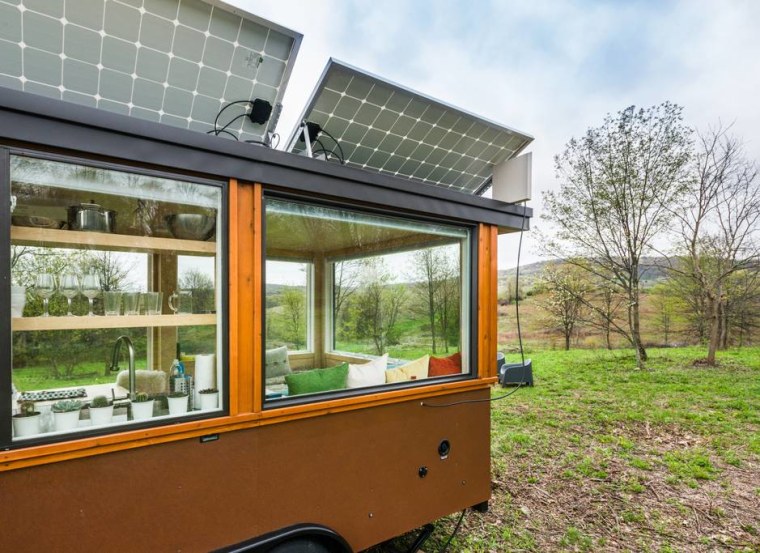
110,335,136,400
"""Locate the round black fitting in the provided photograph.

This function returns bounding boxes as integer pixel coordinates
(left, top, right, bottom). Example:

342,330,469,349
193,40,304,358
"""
438,439,451,459
418,466,428,478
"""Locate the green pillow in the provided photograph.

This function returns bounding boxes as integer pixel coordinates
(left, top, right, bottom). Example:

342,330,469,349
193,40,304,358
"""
285,363,349,396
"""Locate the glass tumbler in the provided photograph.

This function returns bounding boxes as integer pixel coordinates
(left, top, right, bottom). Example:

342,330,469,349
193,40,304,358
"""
103,291,122,316
123,292,141,316
142,292,163,315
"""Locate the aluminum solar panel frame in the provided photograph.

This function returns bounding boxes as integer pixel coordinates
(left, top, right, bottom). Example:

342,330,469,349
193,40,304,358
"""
0,0,302,143
287,59,533,195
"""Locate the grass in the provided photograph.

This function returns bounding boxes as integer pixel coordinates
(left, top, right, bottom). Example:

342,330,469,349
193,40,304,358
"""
369,346,760,552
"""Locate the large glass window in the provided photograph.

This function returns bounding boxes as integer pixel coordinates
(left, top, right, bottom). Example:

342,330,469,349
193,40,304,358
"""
7,156,225,443
264,197,471,403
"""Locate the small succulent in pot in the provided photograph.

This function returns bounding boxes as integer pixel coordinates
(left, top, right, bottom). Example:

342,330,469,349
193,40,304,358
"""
88,394,114,426
90,395,110,408
168,391,188,398
133,392,151,403
52,399,83,413
199,388,218,394
16,400,39,417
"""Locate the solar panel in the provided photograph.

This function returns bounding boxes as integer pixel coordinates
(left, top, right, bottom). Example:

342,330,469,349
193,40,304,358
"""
0,0,301,142
287,59,533,195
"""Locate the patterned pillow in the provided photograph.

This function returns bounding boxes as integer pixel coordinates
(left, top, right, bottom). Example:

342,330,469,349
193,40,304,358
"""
265,346,291,379
385,355,430,383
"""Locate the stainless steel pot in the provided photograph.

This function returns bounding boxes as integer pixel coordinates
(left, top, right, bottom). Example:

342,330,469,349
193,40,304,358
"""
68,202,116,233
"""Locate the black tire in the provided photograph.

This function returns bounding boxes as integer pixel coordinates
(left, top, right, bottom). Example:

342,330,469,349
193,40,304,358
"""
267,538,336,553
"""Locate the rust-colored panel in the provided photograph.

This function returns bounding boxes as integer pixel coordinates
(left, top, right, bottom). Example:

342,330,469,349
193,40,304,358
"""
0,390,491,552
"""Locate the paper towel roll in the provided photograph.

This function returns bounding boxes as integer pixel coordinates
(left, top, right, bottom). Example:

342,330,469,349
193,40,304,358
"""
194,354,216,408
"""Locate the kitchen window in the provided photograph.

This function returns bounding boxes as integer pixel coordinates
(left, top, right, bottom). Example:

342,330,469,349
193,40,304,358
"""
5,154,226,445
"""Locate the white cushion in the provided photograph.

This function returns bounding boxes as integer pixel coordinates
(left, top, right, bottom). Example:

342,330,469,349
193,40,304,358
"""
347,354,388,388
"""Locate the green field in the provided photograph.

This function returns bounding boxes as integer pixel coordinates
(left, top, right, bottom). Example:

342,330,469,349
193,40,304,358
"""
372,347,760,552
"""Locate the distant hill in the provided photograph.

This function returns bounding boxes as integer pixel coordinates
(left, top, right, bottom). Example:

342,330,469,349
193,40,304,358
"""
499,256,673,288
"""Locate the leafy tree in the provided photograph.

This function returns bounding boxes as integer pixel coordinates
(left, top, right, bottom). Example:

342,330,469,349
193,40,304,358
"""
536,264,589,350
355,259,405,355
668,126,759,364
649,283,681,346
281,288,306,350
544,102,692,367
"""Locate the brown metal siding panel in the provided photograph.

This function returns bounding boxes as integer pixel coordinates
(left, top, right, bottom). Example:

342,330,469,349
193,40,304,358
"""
0,389,490,552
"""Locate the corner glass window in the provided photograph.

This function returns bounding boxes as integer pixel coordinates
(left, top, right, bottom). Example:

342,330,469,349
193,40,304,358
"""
264,196,471,404
6,155,226,444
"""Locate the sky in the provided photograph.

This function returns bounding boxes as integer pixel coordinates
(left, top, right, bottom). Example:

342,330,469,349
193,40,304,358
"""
229,0,760,270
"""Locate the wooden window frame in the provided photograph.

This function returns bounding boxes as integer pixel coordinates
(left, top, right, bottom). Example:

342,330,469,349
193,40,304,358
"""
1,179,499,472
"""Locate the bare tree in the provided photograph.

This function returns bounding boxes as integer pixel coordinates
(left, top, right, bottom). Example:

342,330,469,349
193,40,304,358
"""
669,126,760,364
590,277,625,350
333,260,362,319
412,248,442,353
180,268,215,314
356,260,405,355
543,102,692,367
536,264,589,351
434,249,460,353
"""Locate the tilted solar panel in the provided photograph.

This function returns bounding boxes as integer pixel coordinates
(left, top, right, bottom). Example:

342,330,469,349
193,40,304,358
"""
0,0,301,142
287,59,533,195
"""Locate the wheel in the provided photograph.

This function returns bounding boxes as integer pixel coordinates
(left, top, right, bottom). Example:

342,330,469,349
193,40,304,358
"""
267,538,336,553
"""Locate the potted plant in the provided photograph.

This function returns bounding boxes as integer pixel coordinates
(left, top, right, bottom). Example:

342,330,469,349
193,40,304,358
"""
12,400,41,437
198,388,219,410
88,395,113,426
167,392,188,415
131,392,154,421
51,399,82,432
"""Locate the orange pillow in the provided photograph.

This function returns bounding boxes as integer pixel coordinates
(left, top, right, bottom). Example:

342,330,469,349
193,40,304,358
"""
428,352,462,377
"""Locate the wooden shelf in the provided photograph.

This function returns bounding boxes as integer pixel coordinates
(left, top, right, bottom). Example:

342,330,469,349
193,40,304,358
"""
11,226,216,256
12,314,217,332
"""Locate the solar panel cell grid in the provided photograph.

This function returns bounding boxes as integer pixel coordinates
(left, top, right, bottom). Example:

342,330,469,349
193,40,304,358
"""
289,60,532,194
0,0,301,142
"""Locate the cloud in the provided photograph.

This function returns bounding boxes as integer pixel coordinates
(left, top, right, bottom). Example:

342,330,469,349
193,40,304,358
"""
233,0,760,267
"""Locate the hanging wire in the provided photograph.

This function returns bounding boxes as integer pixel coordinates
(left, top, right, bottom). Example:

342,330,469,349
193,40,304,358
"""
421,201,529,408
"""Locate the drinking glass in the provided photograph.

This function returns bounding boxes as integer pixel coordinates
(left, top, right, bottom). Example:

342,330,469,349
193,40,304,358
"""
142,291,163,315
81,272,101,316
59,273,80,316
35,273,56,317
123,291,141,316
103,291,122,316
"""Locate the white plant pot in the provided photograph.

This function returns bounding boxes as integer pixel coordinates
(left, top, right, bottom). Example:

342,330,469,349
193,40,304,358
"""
167,395,188,415
198,392,219,410
131,400,155,421
12,414,41,437
53,410,81,432
89,405,114,426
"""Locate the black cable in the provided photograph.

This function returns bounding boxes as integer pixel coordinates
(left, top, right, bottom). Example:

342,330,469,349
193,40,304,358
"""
317,128,346,164
206,128,238,140
440,510,466,553
313,138,330,157
217,112,248,135
515,200,527,367
421,200,529,409
213,100,251,135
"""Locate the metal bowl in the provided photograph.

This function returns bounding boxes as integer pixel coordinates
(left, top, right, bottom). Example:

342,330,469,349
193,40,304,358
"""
165,214,216,241
12,215,65,229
